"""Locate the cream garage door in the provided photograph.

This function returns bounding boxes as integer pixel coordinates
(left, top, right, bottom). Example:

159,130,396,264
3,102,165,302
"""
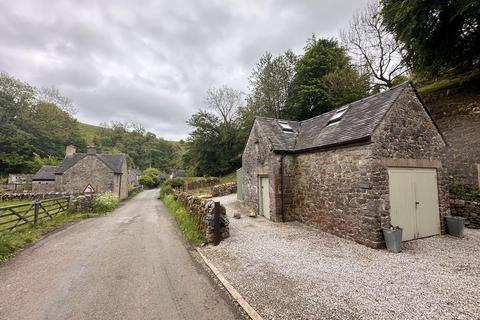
388,168,441,241
258,177,270,219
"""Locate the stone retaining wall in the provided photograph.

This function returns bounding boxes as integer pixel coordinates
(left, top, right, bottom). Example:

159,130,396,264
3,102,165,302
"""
0,192,77,201
211,182,237,197
450,198,480,228
172,190,229,243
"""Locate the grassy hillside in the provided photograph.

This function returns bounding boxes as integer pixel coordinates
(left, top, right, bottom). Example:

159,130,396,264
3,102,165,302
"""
77,122,104,144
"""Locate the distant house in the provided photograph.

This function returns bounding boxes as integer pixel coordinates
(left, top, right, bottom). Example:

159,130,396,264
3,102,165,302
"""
32,166,57,193
128,168,142,185
6,174,32,191
242,83,449,248
33,145,128,199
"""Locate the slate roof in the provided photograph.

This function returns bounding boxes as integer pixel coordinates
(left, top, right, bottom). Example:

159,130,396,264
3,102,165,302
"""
55,153,126,174
32,166,57,181
255,82,410,153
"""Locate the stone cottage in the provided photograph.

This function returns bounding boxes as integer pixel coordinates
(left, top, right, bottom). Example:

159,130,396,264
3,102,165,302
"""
242,83,450,248
33,145,128,199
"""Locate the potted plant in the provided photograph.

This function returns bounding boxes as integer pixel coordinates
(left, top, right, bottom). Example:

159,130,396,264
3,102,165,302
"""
445,216,466,237
382,225,402,253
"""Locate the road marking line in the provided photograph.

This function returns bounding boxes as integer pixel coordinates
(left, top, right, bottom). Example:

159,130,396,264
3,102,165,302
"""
196,248,264,320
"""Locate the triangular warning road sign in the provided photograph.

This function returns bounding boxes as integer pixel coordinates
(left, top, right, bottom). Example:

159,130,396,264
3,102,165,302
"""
83,183,95,194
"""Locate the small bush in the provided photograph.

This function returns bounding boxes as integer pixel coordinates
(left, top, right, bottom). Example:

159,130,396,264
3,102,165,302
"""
92,192,119,213
160,184,173,198
450,185,480,202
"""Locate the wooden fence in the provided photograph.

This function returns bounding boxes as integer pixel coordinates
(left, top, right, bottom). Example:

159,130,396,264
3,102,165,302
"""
0,196,70,234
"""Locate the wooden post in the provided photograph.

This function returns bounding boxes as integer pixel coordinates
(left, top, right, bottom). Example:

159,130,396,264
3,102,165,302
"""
213,201,221,246
33,200,39,225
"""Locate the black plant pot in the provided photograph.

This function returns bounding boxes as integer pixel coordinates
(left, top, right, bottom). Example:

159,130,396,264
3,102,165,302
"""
382,227,402,253
445,216,465,237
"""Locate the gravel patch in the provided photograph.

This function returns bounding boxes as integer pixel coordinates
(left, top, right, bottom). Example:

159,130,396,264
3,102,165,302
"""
200,194,480,320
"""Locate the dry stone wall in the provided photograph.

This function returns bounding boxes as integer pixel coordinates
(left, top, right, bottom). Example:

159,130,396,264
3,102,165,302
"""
211,182,237,197
450,198,480,228
423,86,480,188
172,190,229,243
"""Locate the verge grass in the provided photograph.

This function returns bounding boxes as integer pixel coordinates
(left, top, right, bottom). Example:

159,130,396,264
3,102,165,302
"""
162,194,203,244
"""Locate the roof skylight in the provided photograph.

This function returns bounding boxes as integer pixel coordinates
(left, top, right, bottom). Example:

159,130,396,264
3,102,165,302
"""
278,120,294,133
327,106,348,126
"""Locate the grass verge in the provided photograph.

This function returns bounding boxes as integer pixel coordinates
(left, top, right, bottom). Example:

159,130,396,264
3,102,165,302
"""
162,194,203,244
0,210,107,263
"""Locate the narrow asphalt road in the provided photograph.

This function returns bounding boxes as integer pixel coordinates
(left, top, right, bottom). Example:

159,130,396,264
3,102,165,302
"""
0,189,242,320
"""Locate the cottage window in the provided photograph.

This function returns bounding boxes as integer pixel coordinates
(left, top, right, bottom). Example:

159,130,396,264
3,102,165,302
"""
278,121,294,133
327,106,348,126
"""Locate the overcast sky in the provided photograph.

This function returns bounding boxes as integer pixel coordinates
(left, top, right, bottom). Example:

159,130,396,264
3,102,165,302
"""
0,0,369,140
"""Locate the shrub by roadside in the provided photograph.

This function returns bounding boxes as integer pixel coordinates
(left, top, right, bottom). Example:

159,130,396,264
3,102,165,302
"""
92,192,119,213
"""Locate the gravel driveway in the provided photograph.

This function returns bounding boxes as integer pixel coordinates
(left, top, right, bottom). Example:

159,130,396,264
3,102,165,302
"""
200,194,480,320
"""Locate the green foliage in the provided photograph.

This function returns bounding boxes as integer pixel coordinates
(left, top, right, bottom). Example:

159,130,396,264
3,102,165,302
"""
92,192,120,213
94,122,182,172
162,195,203,243
286,37,370,120
159,184,173,198
381,0,480,78
30,153,60,173
138,167,160,188
450,185,480,202
159,177,184,197
246,50,298,119
0,73,85,175
183,87,244,176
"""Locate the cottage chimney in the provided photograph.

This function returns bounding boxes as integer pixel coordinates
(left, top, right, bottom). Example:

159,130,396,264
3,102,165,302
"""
86,145,96,155
65,145,76,157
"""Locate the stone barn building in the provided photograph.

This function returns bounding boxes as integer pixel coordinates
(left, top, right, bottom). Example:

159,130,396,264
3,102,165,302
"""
33,146,128,199
242,83,450,248
32,166,56,193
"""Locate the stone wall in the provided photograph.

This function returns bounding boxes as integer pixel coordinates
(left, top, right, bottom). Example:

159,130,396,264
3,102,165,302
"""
286,145,378,246
450,198,480,229
0,192,76,201
32,181,56,193
423,85,480,188
242,121,278,218
371,86,450,236
171,190,229,243
211,182,237,197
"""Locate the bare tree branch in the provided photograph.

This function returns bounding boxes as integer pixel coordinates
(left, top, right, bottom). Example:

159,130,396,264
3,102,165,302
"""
341,0,409,89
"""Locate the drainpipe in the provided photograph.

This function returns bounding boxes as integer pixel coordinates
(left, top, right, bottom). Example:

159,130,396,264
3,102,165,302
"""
280,154,286,223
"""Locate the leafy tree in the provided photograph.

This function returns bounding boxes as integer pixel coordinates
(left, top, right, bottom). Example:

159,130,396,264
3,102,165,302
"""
0,74,84,174
341,1,409,88
94,121,180,172
138,167,160,188
183,86,244,176
246,50,298,119
287,37,370,120
381,0,480,77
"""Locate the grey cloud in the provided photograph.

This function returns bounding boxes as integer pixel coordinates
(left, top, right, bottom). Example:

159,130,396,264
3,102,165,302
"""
0,0,369,140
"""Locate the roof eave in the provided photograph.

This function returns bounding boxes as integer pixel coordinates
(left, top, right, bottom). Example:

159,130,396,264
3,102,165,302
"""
273,136,372,154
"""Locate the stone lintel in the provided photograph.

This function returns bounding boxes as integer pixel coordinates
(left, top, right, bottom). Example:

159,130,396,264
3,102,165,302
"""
380,158,442,169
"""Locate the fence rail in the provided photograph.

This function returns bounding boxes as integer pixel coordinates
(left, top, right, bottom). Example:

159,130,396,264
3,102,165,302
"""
0,196,70,234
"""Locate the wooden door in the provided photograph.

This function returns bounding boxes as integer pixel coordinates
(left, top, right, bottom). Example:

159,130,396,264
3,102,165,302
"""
388,168,440,241
259,177,270,220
